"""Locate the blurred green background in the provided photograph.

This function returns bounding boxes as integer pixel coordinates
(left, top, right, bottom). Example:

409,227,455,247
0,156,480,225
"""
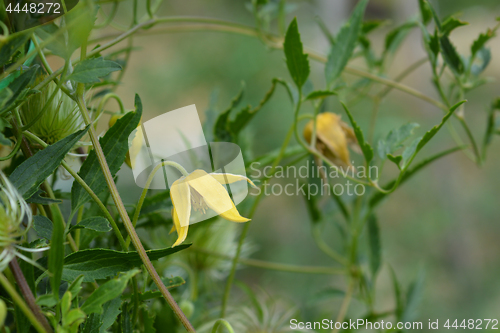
77,0,500,330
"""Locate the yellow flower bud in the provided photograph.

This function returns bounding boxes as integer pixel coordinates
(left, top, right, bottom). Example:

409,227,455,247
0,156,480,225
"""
303,112,360,167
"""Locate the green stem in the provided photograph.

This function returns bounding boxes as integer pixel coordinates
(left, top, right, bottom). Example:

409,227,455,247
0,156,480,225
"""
221,124,295,317
331,278,356,333
211,319,235,333
0,273,49,333
192,248,344,275
75,39,195,332
312,226,348,266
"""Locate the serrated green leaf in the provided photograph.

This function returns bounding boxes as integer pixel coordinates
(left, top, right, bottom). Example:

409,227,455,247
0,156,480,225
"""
71,95,142,210
68,57,122,84
440,35,464,75
0,32,30,66
10,126,89,199
61,245,190,282
99,298,121,333
325,0,368,84
0,65,39,115
441,17,468,36
471,29,496,58
304,90,337,100
76,217,112,232
213,84,244,142
284,18,310,88
377,123,420,159
341,102,373,164
367,214,381,277
33,215,53,240
141,307,156,333
387,154,402,168
82,270,139,315
418,0,432,25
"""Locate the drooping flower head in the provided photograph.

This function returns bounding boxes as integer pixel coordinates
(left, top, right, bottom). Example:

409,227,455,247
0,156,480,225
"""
170,169,256,247
303,112,360,167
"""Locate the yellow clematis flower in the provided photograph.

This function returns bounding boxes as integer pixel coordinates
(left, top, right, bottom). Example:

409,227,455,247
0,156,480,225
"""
303,112,359,167
169,169,256,247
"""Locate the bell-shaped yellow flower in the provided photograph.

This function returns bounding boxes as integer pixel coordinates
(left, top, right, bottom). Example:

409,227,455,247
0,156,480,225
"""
169,169,255,247
303,112,359,167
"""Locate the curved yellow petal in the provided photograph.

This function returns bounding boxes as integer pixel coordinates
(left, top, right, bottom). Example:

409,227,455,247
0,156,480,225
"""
304,112,351,166
210,173,257,188
172,208,189,247
186,170,250,223
170,177,191,227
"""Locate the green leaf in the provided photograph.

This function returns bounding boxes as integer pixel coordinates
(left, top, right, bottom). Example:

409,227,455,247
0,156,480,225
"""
10,126,89,199
121,302,132,333
99,298,121,333
0,87,13,109
341,102,373,164
402,270,425,323
61,245,191,282
82,270,139,315
27,189,62,205
367,214,382,277
141,307,157,333
76,217,112,233
471,28,496,58
441,17,468,36
82,313,102,333
0,65,39,115
384,21,417,55
284,18,310,88
67,275,85,300
304,90,337,100
377,123,420,159
369,146,464,208
325,0,368,84
49,214,65,300
33,215,53,240
71,95,142,210
418,0,433,25
229,80,279,137
213,84,244,142
68,57,122,84
440,35,464,75
387,154,402,168
390,267,404,321
66,3,97,57
0,32,30,66
401,137,420,169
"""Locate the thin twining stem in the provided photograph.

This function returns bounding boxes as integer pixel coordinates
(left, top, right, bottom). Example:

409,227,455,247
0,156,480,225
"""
191,247,345,275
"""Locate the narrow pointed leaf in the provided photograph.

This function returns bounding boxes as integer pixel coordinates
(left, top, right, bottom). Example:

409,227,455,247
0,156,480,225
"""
325,0,368,84
284,18,310,88
10,126,89,199
67,57,122,83
341,102,373,164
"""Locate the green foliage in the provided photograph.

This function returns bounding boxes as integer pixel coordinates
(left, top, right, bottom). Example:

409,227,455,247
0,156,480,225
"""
0,32,30,66
10,126,89,198
284,18,310,88
341,102,374,165
71,95,142,210
68,57,122,83
33,215,53,240
0,65,39,115
61,245,190,282
325,0,368,84
367,214,381,277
